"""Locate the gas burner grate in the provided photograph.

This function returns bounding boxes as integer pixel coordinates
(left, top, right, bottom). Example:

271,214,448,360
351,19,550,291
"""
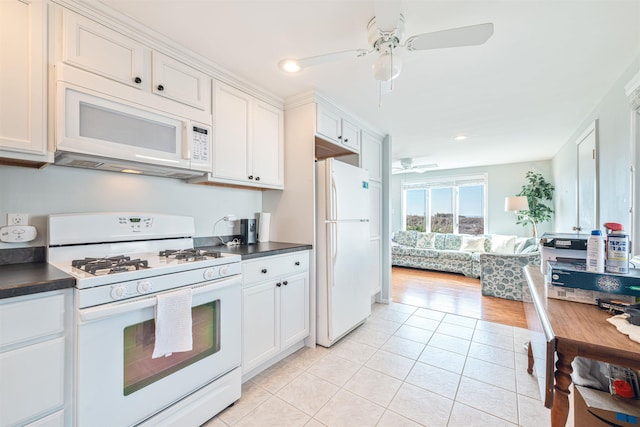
159,248,222,261
72,256,150,275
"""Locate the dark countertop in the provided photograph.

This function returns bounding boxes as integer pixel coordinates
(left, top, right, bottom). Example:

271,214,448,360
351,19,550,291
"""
0,262,75,299
199,241,312,260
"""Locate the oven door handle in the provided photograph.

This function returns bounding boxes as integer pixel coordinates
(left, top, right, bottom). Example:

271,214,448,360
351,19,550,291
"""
79,276,241,322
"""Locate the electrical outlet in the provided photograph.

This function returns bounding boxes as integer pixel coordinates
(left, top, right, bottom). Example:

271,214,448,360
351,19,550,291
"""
7,213,28,226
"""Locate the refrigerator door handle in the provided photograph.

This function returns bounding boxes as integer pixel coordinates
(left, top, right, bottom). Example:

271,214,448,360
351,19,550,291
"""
330,173,338,221
331,222,338,286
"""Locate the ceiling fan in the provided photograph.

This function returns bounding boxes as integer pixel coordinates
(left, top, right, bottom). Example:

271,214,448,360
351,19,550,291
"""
392,158,438,174
278,2,494,84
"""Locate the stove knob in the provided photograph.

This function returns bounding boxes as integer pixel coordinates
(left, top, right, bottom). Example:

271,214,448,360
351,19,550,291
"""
137,280,152,294
110,285,127,300
219,266,229,276
203,268,216,280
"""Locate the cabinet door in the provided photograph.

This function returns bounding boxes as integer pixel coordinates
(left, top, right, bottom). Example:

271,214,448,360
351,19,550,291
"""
152,52,211,112
0,338,65,427
213,81,250,182
24,410,64,427
0,0,47,158
361,131,382,182
62,10,147,89
341,119,361,153
280,273,310,349
316,103,341,143
242,281,279,373
251,100,284,187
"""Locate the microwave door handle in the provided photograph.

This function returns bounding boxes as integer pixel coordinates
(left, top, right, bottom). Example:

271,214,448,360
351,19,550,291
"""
182,122,191,160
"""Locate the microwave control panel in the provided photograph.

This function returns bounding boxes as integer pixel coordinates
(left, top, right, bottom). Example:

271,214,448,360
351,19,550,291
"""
190,125,210,164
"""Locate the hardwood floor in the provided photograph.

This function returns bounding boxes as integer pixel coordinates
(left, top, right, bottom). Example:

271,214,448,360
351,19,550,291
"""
391,266,528,329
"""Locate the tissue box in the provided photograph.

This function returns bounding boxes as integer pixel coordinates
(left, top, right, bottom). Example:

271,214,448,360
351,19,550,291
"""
546,261,640,304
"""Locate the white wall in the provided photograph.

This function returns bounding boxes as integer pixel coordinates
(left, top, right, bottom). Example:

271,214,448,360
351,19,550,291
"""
391,160,553,237
552,56,640,235
0,164,262,248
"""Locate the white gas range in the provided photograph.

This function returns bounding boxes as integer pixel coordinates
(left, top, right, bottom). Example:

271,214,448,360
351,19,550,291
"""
48,212,242,427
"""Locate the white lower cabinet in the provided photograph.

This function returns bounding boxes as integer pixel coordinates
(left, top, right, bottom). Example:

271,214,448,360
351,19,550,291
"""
0,290,71,427
241,251,309,375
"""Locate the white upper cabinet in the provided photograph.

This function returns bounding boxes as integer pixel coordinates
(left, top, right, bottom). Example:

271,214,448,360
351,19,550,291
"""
0,0,50,164
62,9,146,89
316,102,361,154
361,131,382,182
212,82,251,182
195,80,283,189
61,10,211,112
151,52,211,111
252,100,284,186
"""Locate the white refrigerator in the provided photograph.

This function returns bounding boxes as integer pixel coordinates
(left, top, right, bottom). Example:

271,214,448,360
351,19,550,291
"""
316,158,371,347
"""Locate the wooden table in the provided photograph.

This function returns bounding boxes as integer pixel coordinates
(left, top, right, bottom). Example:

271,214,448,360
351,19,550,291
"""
523,266,640,427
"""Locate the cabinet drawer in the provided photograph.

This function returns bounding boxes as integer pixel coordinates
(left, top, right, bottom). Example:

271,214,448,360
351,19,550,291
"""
0,337,65,426
242,251,309,285
0,293,65,348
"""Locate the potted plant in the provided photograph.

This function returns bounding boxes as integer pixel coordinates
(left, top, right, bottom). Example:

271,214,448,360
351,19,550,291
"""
515,171,554,238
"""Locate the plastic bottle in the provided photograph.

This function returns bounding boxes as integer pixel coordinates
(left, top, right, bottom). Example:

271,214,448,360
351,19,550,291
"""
586,230,605,273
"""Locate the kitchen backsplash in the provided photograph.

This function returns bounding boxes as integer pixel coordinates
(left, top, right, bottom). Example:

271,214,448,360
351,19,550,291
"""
0,246,45,265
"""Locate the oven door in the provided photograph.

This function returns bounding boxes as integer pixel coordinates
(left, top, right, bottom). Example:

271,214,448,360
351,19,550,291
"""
76,276,241,427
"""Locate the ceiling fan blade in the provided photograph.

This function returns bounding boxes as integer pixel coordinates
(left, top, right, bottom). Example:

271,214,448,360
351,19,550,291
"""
405,22,494,51
279,49,369,72
374,0,403,32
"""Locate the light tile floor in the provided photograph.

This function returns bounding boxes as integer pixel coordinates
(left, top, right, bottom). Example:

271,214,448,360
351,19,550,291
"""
204,302,553,427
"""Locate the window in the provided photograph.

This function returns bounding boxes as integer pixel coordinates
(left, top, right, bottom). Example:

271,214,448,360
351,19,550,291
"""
402,174,487,235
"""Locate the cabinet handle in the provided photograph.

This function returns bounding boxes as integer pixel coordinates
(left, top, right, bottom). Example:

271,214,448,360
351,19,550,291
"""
344,138,349,143
276,282,282,287
134,77,142,84
157,84,165,91
337,135,342,140
248,175,254,180
283,280,288,286
261,268,267,274
255,176,260,181
295,261,300,266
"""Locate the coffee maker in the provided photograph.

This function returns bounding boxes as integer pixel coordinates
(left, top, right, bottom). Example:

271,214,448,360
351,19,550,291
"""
240,219,256,244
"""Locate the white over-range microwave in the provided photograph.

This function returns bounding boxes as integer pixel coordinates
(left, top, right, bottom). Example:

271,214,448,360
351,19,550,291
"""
55,83,212,179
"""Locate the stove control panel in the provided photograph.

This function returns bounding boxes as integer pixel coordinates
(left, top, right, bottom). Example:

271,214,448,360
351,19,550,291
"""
77,261,242,308
118,216,153,231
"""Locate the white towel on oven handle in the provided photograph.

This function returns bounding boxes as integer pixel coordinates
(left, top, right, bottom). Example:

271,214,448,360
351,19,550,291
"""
152,288,193,358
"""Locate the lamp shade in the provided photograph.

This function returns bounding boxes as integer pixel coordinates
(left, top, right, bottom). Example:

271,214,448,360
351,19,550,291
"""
505,196,529,212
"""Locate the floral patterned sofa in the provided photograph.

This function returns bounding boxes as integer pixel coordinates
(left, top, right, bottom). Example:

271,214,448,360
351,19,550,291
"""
392,230,539,300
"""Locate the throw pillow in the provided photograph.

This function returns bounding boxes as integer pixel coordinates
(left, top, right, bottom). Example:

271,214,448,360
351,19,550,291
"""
416,232,436,249
514,237,529,253
491,235,517,254
520,244,539,254
460,236,486,252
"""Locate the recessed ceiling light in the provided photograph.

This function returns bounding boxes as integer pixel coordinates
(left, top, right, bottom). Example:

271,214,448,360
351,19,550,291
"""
455,135,467,141
278,59,302,73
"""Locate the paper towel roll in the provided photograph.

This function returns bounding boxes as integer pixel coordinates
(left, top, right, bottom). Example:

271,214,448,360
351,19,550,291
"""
258,212,271,242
